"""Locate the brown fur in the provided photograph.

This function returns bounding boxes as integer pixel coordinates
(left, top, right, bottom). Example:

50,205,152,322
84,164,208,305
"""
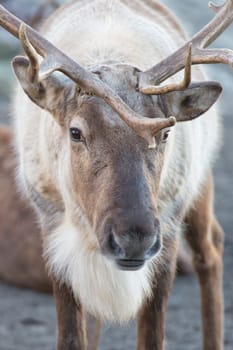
0,127,51,292
185,174,224,350
53,280,87,350
137,235,178,349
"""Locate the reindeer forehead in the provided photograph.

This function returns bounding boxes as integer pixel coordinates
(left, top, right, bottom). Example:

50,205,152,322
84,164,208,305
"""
91,63,139,92
76,96,129,129
74,63,164,126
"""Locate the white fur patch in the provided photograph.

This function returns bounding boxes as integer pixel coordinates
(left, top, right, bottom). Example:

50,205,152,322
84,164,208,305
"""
45,217,153,323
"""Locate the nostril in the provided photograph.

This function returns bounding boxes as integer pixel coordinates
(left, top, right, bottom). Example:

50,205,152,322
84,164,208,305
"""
108,230,123,256
146,235,161,258
154,218,160,235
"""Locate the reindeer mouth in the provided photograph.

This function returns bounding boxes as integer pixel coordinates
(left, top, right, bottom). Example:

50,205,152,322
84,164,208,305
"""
116,259,145,271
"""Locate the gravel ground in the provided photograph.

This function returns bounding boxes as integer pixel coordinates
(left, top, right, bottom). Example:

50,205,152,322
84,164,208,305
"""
0,1,232,349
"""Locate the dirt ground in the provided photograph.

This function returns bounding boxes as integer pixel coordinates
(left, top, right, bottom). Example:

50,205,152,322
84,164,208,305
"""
0,1,232,349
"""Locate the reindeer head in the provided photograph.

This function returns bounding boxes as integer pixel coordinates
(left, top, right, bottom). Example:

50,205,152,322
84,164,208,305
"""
0,1,232,270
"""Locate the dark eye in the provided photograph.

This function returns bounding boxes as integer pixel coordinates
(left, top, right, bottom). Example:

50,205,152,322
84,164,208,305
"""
162,130,170,143
70,127,84,142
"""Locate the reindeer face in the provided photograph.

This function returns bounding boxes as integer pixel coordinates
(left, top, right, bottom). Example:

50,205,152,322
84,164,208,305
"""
64,64,166,270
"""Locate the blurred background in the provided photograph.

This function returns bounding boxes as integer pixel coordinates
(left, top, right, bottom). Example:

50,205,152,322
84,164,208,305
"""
0,0,232,349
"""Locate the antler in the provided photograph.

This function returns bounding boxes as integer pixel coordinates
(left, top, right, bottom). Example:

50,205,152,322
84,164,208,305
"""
141,43,192,95
0,5,175,149
139,0,233,92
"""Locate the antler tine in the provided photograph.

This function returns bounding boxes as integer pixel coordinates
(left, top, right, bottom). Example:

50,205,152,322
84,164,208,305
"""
140,43,192,95
139,0,233,91
19,24,39,81
19,23,61,81
209,1,224,13
0,5,176,148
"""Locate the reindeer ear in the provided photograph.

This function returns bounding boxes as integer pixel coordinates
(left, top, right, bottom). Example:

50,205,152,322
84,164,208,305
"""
161,81,222,122
12,56,74,126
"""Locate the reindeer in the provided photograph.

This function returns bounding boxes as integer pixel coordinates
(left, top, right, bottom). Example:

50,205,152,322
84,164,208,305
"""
0,1,233,349
0,127,51,292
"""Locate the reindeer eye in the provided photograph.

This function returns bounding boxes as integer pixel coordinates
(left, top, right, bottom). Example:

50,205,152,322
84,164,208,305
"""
162,130,170,143
70,127,84,142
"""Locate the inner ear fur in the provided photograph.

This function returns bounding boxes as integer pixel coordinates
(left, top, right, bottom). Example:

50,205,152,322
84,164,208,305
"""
12,56,75,126
161,81,222,122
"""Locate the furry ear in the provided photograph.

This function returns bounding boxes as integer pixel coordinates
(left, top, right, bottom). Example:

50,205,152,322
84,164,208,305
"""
161,81,222,122
12,56,74,126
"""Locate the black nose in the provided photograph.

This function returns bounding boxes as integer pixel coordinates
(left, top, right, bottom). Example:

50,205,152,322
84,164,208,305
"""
104,219,161,269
